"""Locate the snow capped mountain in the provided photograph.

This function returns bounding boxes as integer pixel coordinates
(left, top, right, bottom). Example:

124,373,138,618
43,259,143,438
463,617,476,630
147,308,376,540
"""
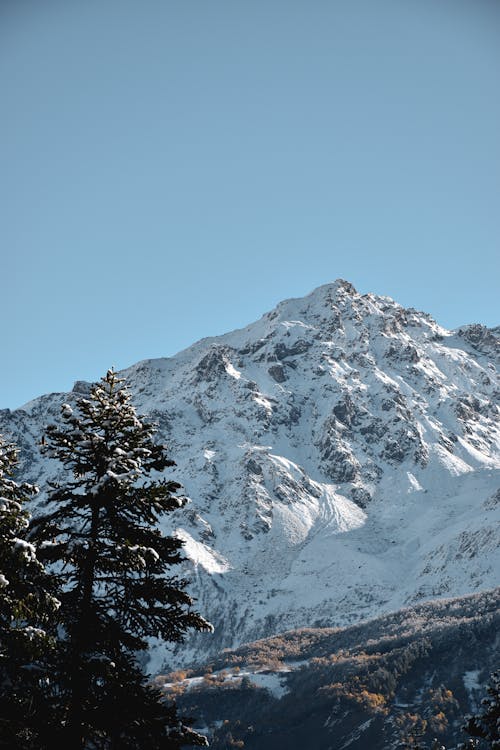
1,280,499,671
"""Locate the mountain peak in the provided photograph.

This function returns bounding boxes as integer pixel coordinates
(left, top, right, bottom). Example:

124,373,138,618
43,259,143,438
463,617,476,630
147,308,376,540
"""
1,283,498,670
309,278,358,298
272,278,359,316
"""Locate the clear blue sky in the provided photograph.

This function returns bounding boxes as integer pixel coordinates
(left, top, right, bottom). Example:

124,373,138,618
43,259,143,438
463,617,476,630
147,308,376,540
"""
1,0,499,409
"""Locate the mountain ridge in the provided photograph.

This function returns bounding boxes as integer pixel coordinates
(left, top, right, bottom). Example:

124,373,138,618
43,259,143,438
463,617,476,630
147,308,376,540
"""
1,280,498,672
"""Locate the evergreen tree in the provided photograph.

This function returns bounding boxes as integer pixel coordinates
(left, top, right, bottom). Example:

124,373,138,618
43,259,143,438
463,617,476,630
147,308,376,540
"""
400,672,500,750
31,370,212,749
0,435,59,749
463,671,500,749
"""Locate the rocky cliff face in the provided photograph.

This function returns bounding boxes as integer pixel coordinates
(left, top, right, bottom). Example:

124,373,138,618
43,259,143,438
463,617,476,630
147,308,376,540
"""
1,280,499,671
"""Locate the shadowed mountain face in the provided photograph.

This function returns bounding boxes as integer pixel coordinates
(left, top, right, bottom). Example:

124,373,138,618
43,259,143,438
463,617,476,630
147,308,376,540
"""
165,589,500,750
1,280,499,670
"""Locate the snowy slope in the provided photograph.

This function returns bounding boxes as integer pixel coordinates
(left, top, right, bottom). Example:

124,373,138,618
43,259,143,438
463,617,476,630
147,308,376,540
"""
1,280,499,670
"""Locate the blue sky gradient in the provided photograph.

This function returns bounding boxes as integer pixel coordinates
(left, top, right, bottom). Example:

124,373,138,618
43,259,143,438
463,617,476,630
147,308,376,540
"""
1,0,499,408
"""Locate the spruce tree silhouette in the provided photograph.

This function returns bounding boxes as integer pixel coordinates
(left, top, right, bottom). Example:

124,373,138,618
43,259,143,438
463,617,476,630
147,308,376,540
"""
32,370,212,748
0,435,59,749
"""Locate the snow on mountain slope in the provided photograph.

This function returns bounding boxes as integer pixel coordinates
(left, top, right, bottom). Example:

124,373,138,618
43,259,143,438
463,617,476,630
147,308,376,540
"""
1,280,499,670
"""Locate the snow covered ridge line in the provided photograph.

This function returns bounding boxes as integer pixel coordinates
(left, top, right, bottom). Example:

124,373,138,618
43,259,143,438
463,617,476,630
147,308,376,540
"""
1,279,499,670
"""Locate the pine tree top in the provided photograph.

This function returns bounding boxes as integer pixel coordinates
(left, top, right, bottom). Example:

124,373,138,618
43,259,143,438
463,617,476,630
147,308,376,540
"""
33,369,212,656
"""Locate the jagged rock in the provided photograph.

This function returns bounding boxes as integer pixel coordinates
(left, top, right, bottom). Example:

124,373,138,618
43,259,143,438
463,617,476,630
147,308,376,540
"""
239,337,270,355
439,433,456,453
458,323,500,358
359,418,386,442
72,380,92,394
240,523,254,541
334,279,357,295
195,346,233,382
274,339,312,360
322,445,360,482
455,395,481,421
268,364,287,383
350,486,372,508
287,404,301,423
333,395,357,427
382,426,423,463
246,458,263,476
483,488,500,509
